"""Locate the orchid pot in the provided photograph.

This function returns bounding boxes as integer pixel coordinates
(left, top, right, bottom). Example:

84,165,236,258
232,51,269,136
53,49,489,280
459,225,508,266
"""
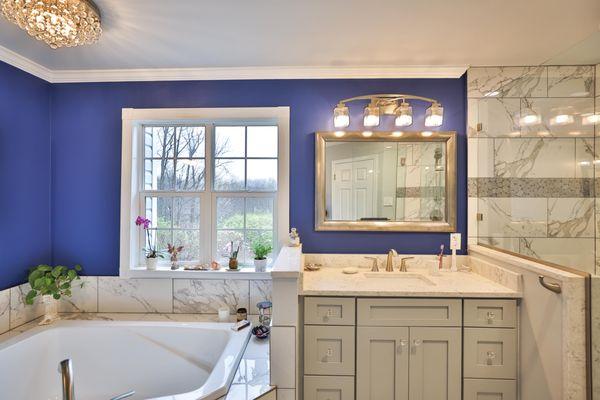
146,257,159,271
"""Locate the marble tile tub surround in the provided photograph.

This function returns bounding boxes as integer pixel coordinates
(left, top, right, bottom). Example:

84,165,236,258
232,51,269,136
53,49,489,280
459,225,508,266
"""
0,277,272,334
468,65,599,274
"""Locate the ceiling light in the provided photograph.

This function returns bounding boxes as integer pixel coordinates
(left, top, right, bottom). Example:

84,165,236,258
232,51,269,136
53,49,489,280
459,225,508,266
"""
333,103,350,128
363,103,380,127
391,131,404,137
425,103,444,127
1,0,102,49
549,114,574,126
421,131,433,137
394,102,413,127
362,131,373,137
334,131,346,137
519,114,541,126
583,114,600,125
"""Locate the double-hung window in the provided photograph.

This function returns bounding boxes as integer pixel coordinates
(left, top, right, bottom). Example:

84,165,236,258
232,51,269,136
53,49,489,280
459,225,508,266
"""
120,107,290,275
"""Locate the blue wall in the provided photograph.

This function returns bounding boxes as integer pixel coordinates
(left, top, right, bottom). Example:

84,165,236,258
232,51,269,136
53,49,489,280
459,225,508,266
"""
0,62,52,290
50,77,467,277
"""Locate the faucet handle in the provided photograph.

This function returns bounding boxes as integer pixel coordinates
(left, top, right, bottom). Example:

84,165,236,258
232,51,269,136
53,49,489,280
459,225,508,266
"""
364,256,379,272
398,256,414,272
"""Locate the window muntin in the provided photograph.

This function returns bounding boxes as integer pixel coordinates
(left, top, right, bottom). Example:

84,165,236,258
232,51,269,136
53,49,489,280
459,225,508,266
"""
138,123,278,266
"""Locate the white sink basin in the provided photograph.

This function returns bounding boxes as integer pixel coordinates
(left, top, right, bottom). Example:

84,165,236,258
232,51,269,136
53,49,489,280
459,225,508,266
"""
363,272,436,285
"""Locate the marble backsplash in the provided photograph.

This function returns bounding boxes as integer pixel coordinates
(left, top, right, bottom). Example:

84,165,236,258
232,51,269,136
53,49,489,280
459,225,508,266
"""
0,277,272,335
468,64,599,274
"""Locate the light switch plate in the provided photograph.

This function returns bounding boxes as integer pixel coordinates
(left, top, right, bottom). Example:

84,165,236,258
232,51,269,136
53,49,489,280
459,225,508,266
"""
450,233,461,250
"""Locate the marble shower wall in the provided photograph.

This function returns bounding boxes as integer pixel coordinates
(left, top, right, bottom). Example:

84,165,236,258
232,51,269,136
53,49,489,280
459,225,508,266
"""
0,277,272,334
468,65,598,274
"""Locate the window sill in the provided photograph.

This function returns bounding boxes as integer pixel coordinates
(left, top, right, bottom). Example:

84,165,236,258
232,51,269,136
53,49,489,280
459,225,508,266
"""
122,266,273,280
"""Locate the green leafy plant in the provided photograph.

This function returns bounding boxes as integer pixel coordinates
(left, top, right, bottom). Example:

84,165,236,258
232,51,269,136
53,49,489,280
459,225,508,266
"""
25,265,83,305
251,239,272,260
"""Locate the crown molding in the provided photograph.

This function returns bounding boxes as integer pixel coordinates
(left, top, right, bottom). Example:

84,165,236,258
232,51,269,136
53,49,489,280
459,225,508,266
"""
0,44,468,83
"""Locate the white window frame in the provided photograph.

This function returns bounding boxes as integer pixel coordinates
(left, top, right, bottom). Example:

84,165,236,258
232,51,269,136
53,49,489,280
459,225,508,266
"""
120,107,290,278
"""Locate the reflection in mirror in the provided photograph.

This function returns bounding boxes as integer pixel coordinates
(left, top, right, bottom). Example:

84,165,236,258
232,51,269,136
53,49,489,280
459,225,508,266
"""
325,141,446,222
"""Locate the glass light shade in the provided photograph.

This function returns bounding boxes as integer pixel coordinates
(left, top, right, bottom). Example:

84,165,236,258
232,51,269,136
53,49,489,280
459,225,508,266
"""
424,103,443,127
333,104,350,128
519,113,541,126
394,102,413,127
583,114,600,125
1,0,102,49
363,103,380,127
549,114,574,126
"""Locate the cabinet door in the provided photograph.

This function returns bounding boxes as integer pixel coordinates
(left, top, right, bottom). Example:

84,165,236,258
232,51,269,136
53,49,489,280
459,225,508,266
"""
408,327,461,400
357,326,409,400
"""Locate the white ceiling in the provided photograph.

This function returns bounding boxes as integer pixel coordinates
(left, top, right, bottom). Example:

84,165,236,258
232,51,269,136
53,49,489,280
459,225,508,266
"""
0,0,598,78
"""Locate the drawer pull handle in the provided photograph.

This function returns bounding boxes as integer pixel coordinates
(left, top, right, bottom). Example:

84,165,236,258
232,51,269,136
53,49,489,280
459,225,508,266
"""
539,275,562,294
397,339,408,353
326,348,333,357
413,339,422,347
486,311,496,323
486,351,496,365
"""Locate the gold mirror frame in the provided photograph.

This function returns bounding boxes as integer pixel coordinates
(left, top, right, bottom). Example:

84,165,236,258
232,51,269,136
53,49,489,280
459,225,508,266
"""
315,131,457,232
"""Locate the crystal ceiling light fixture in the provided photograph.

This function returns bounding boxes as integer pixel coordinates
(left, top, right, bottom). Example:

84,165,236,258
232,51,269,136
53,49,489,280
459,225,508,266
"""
1,0,102,49
331,94,443,129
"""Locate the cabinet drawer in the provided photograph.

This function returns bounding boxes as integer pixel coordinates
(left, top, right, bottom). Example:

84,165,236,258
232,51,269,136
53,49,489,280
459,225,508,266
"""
304,326,355,375
304,375,355,400
464,328,517,379
305,297,355,325
357,298,462,326
464,379,517,400
464,299,517,328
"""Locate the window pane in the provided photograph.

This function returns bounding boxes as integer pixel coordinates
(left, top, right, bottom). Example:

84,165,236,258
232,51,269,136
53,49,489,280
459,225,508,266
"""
145,159,174,190
145,126,175,159
215,126,245,157
145,197,172,229
217,197,245,229
214,159,245,191
174,126,205,158
246,197,274,229
247,126,278,157
217,230,244,258
152,229,172,254
172,230,200,261
173,197,200,229
175,159,205,191
247,159,277,191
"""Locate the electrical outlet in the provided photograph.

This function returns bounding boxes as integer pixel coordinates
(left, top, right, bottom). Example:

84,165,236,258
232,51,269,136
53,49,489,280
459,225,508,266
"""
450,233,461,250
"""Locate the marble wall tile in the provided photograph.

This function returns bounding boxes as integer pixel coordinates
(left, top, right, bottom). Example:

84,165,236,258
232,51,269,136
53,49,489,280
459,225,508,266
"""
173,279,249,314
98,277,172,313
10,283,43,328
468,138,494,178
0,289,10,334
476,98,521,137
520,98,595,137
249,280,272,313
519,237,595,274
475,237,521,254
547,66,595,97
575,138,595,178
477,198,547,238
467,66,547,98
596,64,600,99
468,98,478,136
494,138,575,178
548,198,594,238
59,276,98,313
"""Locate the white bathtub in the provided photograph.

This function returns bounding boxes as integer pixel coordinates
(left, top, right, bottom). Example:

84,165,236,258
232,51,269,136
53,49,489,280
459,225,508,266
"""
0,320,251,400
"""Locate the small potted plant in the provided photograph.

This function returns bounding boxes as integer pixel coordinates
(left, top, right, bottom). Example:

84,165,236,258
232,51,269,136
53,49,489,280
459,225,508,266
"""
251,239,272,272
228,241,240,270
135,216,163,270
25,264,82,325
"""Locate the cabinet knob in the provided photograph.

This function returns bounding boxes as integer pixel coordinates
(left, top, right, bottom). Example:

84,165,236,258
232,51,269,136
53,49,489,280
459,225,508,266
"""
413,339,422,347
486,351,496,365
486,311,496,323
397,339,408,353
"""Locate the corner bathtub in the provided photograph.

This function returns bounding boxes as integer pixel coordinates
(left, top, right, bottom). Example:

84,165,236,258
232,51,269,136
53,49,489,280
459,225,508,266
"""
0,320,251,400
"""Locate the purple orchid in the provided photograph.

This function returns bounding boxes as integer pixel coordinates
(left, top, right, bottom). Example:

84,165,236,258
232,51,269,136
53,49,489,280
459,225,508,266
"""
135,216,151,229
135,216,160,258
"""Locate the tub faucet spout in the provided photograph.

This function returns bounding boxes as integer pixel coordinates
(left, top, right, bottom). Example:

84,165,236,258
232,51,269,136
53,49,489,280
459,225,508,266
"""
60,359,74,400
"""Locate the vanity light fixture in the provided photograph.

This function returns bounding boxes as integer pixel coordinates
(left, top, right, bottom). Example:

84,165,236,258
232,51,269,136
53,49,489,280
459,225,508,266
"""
549,114,574,126
1,0,102,49
363,102,380,127
582,113,600,125
395,101,413,127
331,93,443,129
424,102,444,127
333,103,350,128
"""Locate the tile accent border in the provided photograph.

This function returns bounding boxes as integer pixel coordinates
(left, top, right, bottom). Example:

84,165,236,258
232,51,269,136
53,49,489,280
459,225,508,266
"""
468,177,595,198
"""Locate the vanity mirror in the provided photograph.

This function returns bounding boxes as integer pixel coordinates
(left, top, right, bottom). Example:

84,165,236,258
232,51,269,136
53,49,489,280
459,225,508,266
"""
315,131,456,231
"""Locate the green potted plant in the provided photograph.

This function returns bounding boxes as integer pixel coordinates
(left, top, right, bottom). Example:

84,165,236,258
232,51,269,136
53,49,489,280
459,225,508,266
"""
251,239,272,272
25,264,83,325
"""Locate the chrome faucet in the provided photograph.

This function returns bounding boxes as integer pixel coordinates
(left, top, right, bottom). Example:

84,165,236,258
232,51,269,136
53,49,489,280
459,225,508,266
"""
385,249,398,272
60,359,74,400
399,257,414,272
365,256,379,272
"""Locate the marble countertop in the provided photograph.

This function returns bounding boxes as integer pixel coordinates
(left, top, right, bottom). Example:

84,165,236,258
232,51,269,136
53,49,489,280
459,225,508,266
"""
301,266,521,298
